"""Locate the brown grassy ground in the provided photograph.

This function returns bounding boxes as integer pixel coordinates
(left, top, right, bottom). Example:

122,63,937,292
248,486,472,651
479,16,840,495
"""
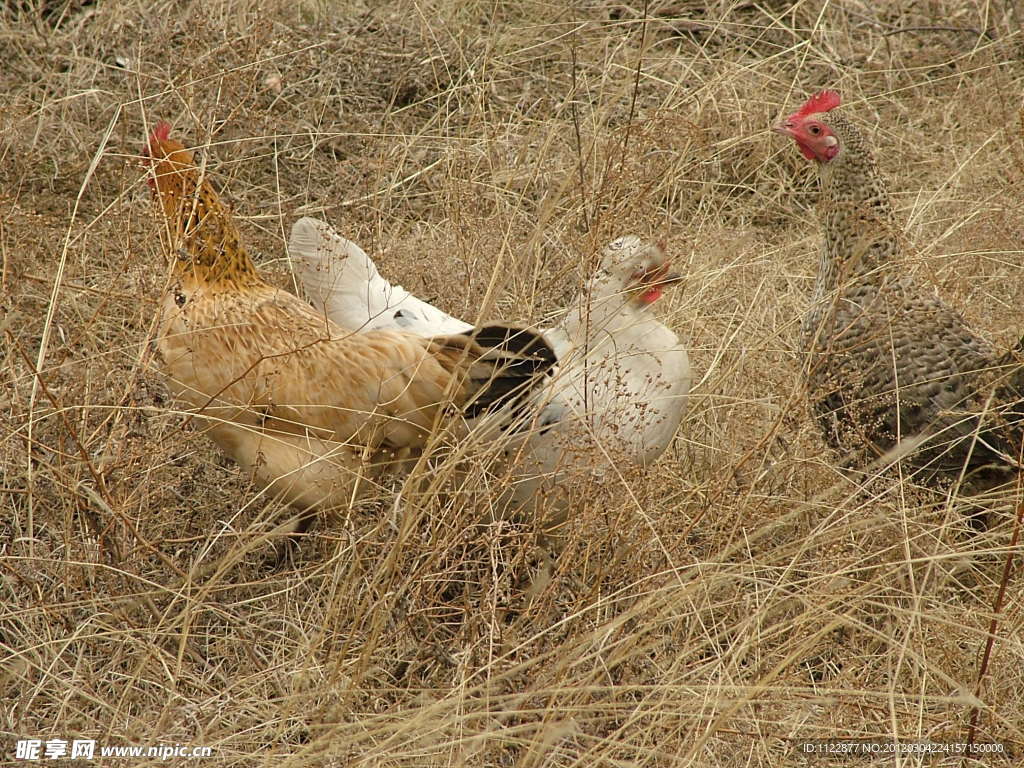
2,0,1023,765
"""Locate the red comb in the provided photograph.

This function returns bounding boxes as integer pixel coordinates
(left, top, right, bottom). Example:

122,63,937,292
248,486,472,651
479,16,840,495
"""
796,90,841,117
148,120,172,146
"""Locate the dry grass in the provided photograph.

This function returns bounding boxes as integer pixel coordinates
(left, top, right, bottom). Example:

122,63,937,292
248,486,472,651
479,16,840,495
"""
2,0,1023,765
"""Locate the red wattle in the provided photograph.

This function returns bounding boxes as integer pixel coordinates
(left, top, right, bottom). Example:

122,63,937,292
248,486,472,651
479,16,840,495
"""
639,286,663,304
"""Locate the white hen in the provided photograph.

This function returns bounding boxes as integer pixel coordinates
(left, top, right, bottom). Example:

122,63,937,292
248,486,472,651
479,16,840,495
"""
288,218,692,533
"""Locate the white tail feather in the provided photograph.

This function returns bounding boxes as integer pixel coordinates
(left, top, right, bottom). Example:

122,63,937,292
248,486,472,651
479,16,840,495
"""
289,217,473,335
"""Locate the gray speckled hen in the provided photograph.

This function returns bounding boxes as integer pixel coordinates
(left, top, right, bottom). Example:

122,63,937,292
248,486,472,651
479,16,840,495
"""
774,90,1024,492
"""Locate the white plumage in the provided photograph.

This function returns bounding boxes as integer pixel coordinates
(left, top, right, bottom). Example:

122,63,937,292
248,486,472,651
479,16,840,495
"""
289,218,692,534
289,218,472,335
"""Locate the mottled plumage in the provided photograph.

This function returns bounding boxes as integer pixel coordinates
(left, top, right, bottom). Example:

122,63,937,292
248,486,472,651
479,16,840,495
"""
776,93,1024,489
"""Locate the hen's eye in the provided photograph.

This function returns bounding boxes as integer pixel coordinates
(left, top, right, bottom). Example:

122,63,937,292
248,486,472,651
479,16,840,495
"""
809,125,821,135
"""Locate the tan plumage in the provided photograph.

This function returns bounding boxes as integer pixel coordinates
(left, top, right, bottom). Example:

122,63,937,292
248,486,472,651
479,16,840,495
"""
145,122,554,537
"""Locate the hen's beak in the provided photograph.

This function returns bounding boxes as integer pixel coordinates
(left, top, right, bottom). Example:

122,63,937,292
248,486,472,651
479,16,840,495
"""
632,263,683,291
650,271,684,289
772,119,795,136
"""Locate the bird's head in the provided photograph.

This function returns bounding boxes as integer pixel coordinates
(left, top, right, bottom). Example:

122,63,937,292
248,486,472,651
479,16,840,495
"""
596,235,683,307
773,90,842,164
141,121,257,284
142,121,196,197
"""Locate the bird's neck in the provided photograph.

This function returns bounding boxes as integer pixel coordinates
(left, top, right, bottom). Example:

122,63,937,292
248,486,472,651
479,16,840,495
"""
175,245,261,289
169,195,262,289
563,283,648,342
175,259,262,291
815,138,899,299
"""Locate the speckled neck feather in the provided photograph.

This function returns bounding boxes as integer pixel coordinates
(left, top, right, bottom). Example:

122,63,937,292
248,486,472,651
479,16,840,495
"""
148,134,261,289
804,111,899,340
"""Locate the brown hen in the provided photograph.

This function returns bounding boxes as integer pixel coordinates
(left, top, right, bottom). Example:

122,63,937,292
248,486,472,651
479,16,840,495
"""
144,122,554,544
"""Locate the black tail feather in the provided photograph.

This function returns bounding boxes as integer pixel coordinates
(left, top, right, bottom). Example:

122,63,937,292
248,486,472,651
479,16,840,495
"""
466,324,557,364
458,324,556,422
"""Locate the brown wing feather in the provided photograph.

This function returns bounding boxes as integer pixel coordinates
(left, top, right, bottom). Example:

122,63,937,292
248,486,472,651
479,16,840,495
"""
158,282,479,452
